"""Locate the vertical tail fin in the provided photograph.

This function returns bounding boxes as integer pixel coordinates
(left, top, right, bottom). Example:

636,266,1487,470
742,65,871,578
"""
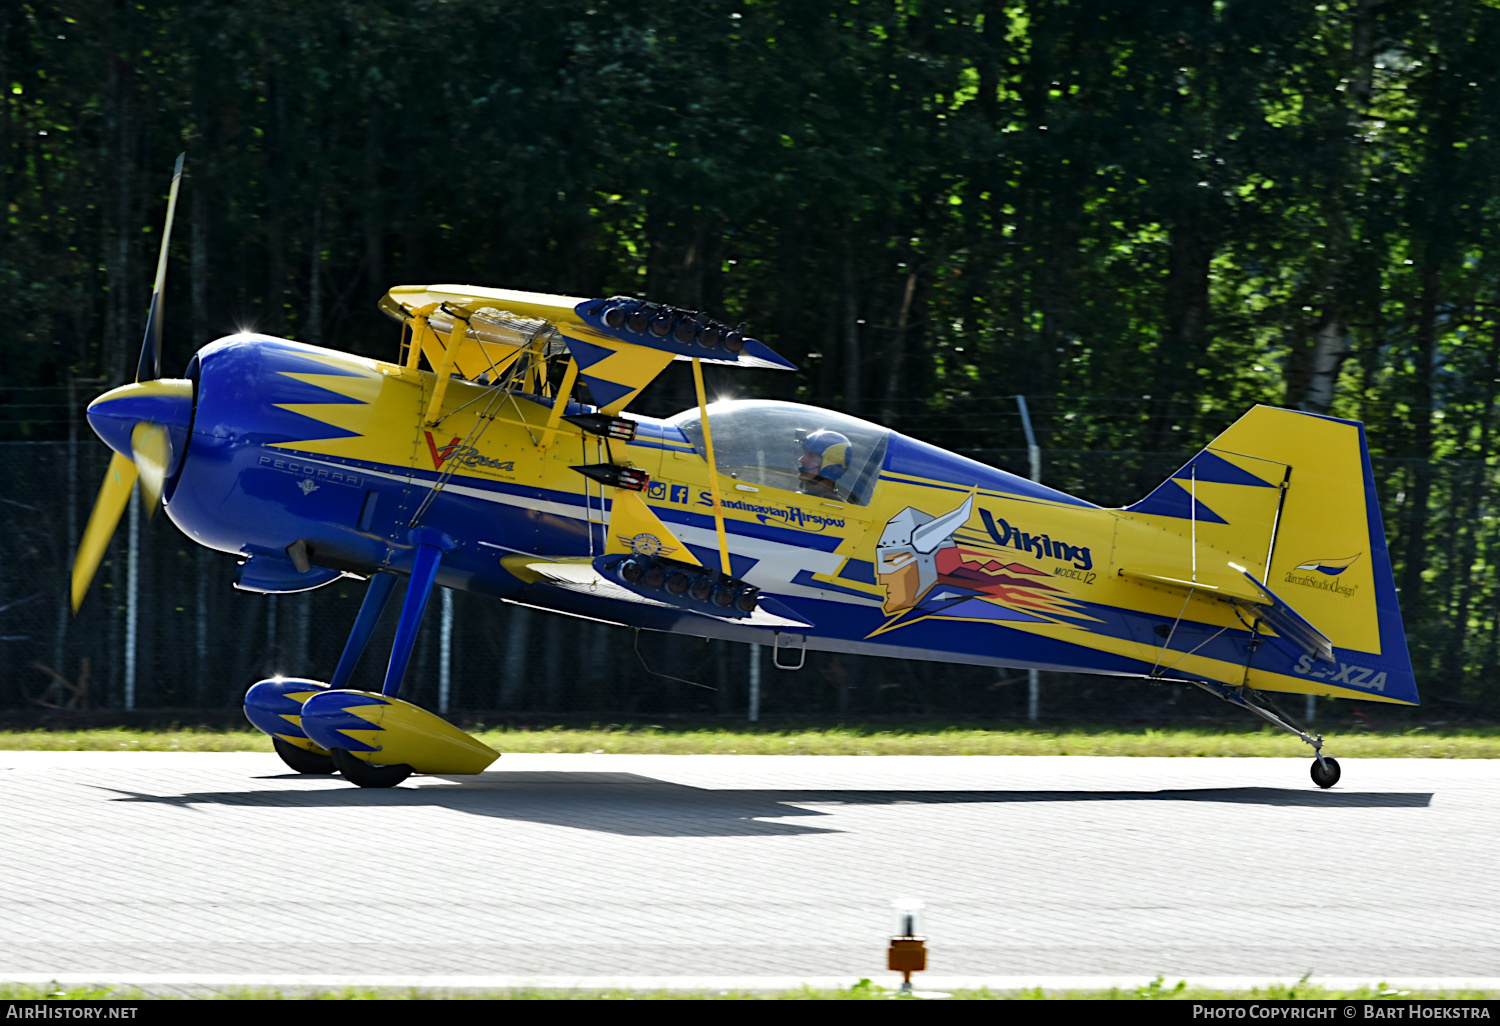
1123,406,1416,704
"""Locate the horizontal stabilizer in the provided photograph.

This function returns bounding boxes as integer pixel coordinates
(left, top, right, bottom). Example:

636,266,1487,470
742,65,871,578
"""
1117,566,1268,605
1236,571,1336,666
1117,563,1334,665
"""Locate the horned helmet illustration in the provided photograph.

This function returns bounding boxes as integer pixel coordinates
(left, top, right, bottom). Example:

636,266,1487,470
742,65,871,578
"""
874,493,975,614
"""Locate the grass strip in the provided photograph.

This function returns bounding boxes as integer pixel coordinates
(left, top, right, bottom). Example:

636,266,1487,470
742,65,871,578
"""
1,979,1496,1000
1,723,1499,757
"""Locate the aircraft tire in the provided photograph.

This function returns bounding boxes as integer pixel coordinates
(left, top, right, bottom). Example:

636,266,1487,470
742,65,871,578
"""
330,747,414,788
272,736,337,775
1310,756,1341,789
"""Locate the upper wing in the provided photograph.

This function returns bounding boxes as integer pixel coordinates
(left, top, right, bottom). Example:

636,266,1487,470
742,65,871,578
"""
381,284,794,415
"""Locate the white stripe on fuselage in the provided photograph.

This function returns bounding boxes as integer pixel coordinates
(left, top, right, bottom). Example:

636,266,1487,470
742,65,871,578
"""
282,453,879,605
668,523,881,606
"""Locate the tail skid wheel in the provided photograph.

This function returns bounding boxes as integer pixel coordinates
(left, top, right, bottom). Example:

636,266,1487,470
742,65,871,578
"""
330,747,414,788
272,736,337,775
1311,756,1341,789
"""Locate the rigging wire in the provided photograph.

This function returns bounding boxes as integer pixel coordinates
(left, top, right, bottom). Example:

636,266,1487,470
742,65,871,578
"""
407,381,508,528
633,629,716,691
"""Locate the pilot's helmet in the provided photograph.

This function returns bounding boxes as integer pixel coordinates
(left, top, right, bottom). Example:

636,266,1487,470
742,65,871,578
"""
803,429,852,481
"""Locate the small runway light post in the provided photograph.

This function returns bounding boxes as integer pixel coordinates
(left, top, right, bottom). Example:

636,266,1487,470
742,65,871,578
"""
888,897,926,996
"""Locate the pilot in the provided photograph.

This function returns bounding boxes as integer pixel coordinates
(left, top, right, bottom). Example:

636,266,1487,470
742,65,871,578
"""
799,429,852,495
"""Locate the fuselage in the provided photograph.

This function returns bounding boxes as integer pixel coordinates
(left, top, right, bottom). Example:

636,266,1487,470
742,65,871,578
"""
90,333,1417,704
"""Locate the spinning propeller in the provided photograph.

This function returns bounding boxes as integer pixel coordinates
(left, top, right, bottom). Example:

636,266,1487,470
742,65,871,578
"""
70,154,196,612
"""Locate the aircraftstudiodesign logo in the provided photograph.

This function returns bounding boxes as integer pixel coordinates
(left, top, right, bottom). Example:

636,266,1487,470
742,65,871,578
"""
1295,554,1360,576
424,431,515,473
1284,554,1361,598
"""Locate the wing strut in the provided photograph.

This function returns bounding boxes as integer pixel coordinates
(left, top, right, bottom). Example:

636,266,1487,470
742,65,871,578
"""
691,357,732,576
539,358,580,450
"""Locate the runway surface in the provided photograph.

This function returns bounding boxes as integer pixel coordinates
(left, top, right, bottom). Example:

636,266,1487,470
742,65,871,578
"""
0,751,1494,989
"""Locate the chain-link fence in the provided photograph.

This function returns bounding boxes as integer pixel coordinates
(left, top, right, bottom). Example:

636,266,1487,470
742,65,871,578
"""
1,440,1492,722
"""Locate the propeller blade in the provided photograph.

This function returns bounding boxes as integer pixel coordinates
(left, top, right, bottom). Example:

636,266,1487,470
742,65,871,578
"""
135,152,186,383
131,421,172,513
71,452,139,613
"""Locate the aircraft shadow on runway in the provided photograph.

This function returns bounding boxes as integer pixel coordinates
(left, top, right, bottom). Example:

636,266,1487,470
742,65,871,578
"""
96,772,1434,838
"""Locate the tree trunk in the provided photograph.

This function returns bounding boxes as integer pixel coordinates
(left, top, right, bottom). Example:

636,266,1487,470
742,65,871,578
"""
108,532,122,706
881,270,919,426
502,605,528,707
1398,260,1440,609
264,594,279,677
191,187,208,346
1149,220,1212,448
308,199,324,345
264,67,287,336
230,597,262,698
0,18,9,252
681,217,704,311
1038,197,1082,397
106,55,136,384
1301,311,1351,414
194,546,209,705
292,594,310,676
643,198,662,302
543,613,561,710
1297,0,1377,414
1442,316,1499,690
714,639,730,715
842,239,861,414
363,99,384,295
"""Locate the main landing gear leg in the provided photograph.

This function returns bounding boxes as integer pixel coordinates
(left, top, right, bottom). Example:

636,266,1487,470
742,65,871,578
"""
380,528,455,698
1192,681,1340,788
326,529,456,789
329,572,398,690
263,574,395,775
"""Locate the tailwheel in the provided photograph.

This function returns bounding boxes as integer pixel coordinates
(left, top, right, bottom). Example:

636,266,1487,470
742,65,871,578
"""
273,736,337,775
330,748,413,788
1189,682,1343,790
1311,756,1341,789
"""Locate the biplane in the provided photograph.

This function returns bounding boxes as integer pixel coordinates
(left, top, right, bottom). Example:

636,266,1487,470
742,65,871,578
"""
70,158,1417,788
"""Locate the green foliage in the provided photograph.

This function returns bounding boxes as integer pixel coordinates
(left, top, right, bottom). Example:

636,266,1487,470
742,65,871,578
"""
1135,974,1188,999
3,0,1497,441
5,1,1500,710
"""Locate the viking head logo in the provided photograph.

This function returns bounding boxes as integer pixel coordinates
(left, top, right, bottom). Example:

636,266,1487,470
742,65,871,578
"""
874,494,974,613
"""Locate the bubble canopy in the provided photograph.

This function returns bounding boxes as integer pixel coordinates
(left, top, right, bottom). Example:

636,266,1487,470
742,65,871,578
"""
665,400,891,506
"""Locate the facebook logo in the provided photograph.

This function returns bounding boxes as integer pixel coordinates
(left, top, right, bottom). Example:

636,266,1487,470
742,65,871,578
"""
670,484,690,503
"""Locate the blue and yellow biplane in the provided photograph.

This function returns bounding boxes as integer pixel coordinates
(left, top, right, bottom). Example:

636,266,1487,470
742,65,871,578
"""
71,159,1416,788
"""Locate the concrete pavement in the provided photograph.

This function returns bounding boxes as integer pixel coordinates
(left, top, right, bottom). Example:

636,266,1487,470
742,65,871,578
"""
0,751,1492,990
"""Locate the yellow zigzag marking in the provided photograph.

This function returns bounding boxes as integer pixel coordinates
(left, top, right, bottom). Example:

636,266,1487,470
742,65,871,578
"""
267,363,422,461
559,326,676,414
